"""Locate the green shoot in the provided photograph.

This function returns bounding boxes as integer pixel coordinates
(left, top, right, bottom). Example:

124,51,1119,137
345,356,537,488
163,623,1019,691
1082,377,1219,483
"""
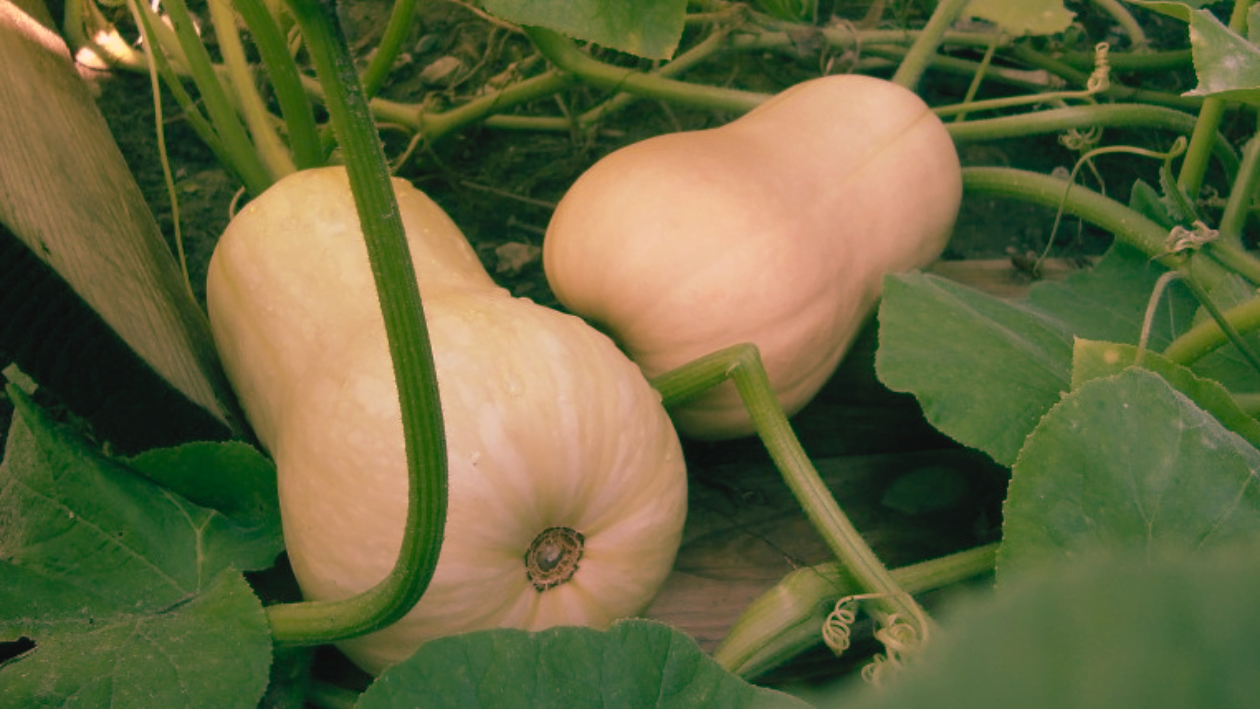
651,343,934,670
262,0,447,646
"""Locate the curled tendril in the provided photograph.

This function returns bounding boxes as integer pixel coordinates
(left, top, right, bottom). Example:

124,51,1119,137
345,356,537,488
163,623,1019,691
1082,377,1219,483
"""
1059,125,1103,153
1164,220,1219,255
861,614,922,686
821,597,860,655
821,591,931,679
1086,42,1111,93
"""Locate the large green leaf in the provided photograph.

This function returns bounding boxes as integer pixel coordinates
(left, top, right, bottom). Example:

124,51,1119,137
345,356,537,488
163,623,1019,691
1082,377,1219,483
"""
834,547,1260,709
357,620,810,709
875,243,1197,465
0,387,276,708
1185,7,1260,104
1072,339,1260,449
0,570,268,709
1125,0,1223,21
998,368,1260,579
963,0,1074,36
479,0,687,59
0,0,240,433
126,440,281,538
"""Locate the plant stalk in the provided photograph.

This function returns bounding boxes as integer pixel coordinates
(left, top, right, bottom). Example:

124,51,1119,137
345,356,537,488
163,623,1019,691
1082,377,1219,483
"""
523,25,769,114
961,167,1230,290
651,344,934,654
715,544,998,679
890,0,970,90
231,0,324,170
265,0,447,645
1178,0,1253,198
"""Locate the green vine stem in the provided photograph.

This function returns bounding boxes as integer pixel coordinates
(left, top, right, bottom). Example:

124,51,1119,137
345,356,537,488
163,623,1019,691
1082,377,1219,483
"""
890,0,971,90
1058,48,1192,73
358,0,419,99
961,167,1231,287
301,69,574,144
715,544,998,679
1207,237,1260,285
483,28,737,133
206,0,295,182
231,0,323,170
1008,43,1203,112
858,44,1059,94
1179,0,1254,198
1176,261,1260,374
522,26,770,113
947,105,1239,178
1163,296,1260,366
147,0,272,195
264,0,448,645
651,344,934,655
1218,130,1260,248
122,0,233,180
1091,0,1148,49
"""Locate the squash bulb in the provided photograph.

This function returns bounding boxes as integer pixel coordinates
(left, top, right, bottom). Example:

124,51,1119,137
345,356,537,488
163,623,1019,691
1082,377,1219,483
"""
207,168,687,674
544,74,962,440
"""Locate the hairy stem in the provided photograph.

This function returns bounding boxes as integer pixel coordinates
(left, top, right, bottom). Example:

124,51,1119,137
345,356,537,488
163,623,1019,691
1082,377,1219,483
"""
207,0,294,182
359,0,420,98
266,0,447,645
524,25,769,113
232,0,323,169
891,0,970,90
716,544,998,679
153,0,272,194
652,344,933,655
1179,0,1254,198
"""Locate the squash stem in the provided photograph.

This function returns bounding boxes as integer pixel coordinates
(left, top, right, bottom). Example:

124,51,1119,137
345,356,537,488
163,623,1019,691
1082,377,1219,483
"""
265,0,448,646
1163,296,1260,366
961,167,1231,287
149,0,273,195
358,0,419,99
205,0,295,183
523,25,769,114
651,344,934,656
947,105,1239,179
231,0,324,170
1177,0,1252,199
890,0,970,91
715,543,998,679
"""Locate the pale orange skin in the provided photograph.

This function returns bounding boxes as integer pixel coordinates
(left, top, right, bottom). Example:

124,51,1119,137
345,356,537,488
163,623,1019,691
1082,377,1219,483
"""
544,74,963,440
208,168,687,675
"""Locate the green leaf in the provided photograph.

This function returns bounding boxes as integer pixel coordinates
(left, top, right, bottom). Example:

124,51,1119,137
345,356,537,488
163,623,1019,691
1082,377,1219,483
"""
963,0,1075,36
0,387,277,708
998,368,1260,578
126,441,281,537
1071,339,1260,449
0,570,270,709
1125,0,1222,22
1128,178,1178,230
875,243,1197,465
838,548,1260,709
1185,8,1260,104
356,620,811,709
479,0,686,59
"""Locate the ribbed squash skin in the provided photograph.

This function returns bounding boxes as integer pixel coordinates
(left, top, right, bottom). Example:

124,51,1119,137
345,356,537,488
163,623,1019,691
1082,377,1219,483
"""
207,167,687,674
544,74,962,439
